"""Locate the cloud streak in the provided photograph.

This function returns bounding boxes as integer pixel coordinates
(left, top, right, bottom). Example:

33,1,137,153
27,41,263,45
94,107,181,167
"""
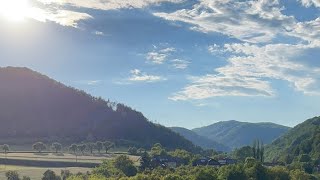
128,69,166,83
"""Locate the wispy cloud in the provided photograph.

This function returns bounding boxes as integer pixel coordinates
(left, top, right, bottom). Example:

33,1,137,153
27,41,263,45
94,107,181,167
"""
146,47,176,64
75,80,102,86
170,75,274,101
170,43,320,101
154,0,295,43
171,59,190,69
127,69,166,83
298,0,320,7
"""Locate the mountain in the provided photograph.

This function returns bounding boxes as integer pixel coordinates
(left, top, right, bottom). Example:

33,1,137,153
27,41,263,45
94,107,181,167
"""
193,120,290,149
265,116,320,162
0,67,198,151
170,127,231,152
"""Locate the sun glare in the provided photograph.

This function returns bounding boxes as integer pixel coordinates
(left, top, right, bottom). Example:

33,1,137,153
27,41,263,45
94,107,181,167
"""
0,0,30,22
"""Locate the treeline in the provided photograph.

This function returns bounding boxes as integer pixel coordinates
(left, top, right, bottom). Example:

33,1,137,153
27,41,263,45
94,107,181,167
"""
1,141,115,154
5,156,318,180
3,141,320,179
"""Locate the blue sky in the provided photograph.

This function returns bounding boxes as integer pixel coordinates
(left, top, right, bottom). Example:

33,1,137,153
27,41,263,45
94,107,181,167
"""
0,0,319,129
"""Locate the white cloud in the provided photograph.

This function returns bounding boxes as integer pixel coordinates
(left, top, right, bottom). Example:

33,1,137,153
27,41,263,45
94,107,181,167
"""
27,0,184,27
298,0,320,7
154,0,296,43
170,75,274,101
128,69,166,83
36,0,184,10
171,59,190,69
291,18,320,44
146,47,176,64
171,42,320,101
154,0,320,45
208,44,226,54
26,7,92,27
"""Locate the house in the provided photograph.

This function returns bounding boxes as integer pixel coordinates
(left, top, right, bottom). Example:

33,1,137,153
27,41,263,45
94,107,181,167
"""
151,155,185,169
192,157,221,167
208,159,221,167
218,158,237,166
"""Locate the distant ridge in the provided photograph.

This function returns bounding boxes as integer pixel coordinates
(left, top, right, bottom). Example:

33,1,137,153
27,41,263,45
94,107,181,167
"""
193,120,290,149
170,127,230,152
0,67,198,152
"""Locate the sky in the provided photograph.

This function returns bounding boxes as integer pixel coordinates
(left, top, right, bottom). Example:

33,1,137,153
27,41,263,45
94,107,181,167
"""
0,0,319,129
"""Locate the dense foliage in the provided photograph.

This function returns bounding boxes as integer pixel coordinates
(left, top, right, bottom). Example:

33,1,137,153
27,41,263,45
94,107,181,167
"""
0,67,197,152
193,120,290,149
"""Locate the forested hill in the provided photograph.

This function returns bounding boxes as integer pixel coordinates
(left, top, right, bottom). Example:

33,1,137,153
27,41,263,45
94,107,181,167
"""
170,127,230,152
265,116,320,162
193,120,290,149
0,67,197,151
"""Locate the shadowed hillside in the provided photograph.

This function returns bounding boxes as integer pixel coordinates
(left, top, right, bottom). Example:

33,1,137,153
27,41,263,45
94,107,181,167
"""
193,120,290,149
0,67,198,151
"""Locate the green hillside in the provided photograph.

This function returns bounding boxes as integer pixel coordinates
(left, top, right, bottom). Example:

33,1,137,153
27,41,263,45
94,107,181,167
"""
265,116,320,162
170,127,230,152
193,120,290,149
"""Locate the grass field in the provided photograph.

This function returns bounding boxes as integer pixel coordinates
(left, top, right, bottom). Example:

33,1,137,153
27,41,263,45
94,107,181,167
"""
0,152,140,164
0,152,140,179
0,165,91,179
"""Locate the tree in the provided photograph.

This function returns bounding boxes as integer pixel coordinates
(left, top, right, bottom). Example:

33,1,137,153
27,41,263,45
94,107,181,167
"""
267,166,290,180
33,142,46,153
22,176,31,180
69,144,77,154
113,155,137,177
151,143,167,156
51,142,62,154
78,144,86,155
128,147,138,155
233,146,253,162
2,144,10,154
42,170,61,180
5,171,20,180
2,144,10,159
60,170,72,180
252,140,264,162
245,157,256,168
102,141,114,154
299,154,311,162
137,148,145,155
289,169,314,180
139,151,151,171
96,141,103,153
194,168,217,180
87,143,95,154
218,164,246,180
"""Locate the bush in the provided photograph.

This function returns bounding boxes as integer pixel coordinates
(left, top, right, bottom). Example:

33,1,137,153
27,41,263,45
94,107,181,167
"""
5,171,20,180
42,170,61,180
114,155,137,177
